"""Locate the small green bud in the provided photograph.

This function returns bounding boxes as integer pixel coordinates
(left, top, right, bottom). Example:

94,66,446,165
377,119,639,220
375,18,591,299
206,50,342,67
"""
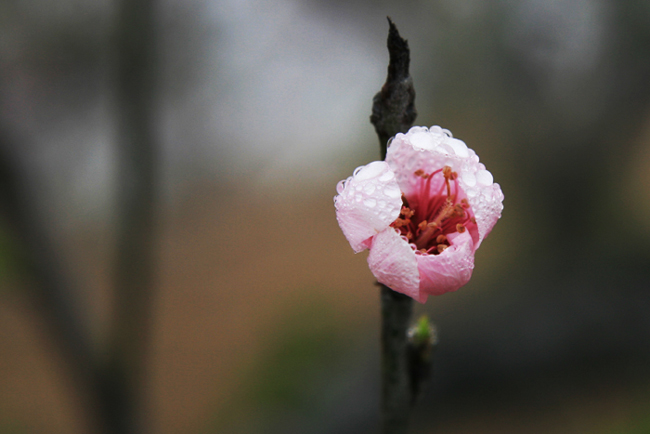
407,315,438,404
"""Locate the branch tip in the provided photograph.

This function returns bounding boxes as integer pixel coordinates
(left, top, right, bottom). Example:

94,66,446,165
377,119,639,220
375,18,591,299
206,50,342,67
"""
370,18,417,160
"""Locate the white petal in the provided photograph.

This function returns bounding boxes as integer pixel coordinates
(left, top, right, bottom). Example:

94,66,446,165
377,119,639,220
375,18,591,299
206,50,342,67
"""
334,161,403,252
469,183,504,248
367,229,423,302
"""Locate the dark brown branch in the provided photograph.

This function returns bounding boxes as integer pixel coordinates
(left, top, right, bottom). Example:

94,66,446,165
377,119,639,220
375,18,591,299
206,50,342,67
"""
370,17,417,159
380,285,414,434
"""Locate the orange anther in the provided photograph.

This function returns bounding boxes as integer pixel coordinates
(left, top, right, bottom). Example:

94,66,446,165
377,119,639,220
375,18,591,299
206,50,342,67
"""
400,206,415,218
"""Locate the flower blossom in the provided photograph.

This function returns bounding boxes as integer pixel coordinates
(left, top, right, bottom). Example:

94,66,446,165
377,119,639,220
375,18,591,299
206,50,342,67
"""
335,126,504,303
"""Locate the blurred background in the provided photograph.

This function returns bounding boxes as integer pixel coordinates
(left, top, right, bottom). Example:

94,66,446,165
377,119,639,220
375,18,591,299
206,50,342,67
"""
2,0,650,433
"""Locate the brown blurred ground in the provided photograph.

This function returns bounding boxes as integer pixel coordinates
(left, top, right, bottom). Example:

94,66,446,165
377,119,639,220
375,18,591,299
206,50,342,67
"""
2,177,650,434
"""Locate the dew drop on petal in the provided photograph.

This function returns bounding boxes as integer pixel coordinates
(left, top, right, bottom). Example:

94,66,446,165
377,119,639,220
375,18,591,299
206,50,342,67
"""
466,188,478,198
364,198,377,208
355,161,385,181
447,138,469,158
379,170,395,182
336,180,346,194
383,185,402,198
462,171,476,187
363,183,376,195
409,131,437,150
477,170,494,186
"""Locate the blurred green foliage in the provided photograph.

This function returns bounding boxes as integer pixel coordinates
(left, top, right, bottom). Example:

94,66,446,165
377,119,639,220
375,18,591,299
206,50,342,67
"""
204,292,361,433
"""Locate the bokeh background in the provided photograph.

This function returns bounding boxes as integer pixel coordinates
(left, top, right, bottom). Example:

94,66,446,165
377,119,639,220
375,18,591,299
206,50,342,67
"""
2,0,650,433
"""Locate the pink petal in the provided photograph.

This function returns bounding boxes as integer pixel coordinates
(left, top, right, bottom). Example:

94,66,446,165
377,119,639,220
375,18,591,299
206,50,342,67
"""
334,161,403,252
416,231,475,296
466,181,504,248
367,229,424,302
386,126,503,244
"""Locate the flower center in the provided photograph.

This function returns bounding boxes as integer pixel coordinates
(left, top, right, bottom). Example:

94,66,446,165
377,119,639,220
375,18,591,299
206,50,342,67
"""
390,166,476,255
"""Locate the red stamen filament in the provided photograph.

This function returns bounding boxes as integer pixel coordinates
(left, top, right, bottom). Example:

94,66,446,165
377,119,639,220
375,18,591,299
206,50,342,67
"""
390,166,474,255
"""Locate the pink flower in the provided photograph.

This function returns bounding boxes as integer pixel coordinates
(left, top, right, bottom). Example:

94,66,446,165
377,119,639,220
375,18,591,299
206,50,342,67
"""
335,126,504,303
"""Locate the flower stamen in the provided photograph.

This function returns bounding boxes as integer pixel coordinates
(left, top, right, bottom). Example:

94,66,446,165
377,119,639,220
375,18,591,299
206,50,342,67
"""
391,166,475,255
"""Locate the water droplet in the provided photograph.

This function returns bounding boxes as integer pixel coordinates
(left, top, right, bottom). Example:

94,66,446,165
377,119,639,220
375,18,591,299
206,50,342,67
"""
364,198,377,208
363,183,376,195
384,185,401,198
462,171,476,187
355,161,386,181
477,170,493,186
409,131,438,150
379,171,395,182
446,138,469,158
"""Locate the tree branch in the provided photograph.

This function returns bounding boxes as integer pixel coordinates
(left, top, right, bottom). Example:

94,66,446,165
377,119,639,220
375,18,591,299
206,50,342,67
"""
370,18,418,434
370,17,417,160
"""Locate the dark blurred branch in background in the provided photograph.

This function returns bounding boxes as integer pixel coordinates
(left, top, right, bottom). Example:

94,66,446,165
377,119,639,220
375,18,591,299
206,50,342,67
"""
101,0,159,432
0,128,103,433
0,0,160,431
371,18,419,434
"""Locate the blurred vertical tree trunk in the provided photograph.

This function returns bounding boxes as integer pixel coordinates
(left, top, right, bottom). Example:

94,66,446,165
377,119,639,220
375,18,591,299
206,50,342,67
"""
101,0,159,432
